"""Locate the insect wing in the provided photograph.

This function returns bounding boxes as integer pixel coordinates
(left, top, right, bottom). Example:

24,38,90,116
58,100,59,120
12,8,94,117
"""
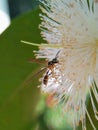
29,58,46,65
1,67,47,108
21,67,47,88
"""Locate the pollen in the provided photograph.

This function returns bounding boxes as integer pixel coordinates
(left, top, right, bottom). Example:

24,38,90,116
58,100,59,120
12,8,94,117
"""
32,0,98,129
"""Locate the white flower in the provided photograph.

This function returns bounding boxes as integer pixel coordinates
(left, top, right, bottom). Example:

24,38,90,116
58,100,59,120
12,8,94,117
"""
22,0,98,129
34,0,98,129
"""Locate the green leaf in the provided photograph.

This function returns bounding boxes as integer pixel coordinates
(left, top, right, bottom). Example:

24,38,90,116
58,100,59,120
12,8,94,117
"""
0,8,46,130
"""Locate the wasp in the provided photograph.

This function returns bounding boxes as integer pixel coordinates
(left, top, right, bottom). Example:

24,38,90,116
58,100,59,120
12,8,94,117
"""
43,50,60,85
22,50,60,87
3,50,60,107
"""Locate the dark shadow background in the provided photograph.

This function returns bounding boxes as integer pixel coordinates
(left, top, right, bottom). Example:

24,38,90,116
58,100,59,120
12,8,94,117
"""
8,0,39,19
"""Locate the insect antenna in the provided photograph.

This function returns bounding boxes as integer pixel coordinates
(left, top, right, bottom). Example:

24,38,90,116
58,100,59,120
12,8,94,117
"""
55,50,61,59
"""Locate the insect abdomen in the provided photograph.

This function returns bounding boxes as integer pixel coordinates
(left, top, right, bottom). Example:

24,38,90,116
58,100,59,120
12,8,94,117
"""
43,75,48,85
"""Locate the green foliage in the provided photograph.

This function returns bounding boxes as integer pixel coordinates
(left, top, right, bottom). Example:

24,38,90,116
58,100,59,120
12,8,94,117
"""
0,8,44,130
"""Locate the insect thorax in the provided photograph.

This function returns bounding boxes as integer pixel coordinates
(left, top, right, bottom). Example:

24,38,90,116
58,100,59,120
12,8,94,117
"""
48,58,59,66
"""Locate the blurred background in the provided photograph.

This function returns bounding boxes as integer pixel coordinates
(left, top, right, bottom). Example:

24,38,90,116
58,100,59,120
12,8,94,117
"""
0,0,98,130
8,0,39,19
0,1,73,130
0,0,39,34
